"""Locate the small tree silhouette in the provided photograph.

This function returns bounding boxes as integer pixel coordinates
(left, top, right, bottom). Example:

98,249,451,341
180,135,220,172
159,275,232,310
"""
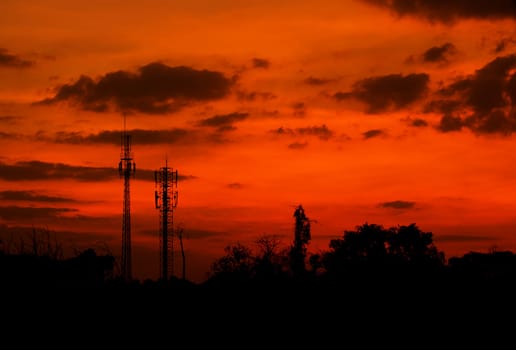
208,243,255,283
289,205,311,278
254,234,286,280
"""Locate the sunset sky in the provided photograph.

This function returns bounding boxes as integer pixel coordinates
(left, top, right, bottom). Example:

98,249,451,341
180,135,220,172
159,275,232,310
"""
1,0,515,283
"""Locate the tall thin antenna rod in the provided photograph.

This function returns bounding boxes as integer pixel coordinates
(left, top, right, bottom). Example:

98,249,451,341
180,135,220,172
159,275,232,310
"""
154,159,178,281
119,114,135,281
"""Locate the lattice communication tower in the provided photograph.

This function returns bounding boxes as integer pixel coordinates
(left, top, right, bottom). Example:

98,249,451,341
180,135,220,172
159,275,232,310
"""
154,160,178,280
118,123,135,281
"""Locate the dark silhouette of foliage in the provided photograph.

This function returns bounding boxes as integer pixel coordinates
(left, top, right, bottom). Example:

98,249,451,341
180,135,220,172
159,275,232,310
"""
0,226,115,288
448,250,516,284
254,234,288,281
388,223,445,266
1,247,115,288
2,215,516,305
207,242,255,283
290,204,311,278
322,222,446,284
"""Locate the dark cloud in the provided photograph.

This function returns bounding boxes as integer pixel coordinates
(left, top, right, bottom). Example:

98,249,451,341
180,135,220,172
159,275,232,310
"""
334,73,429,113
494,37,516,53
379,200,416,209
0,206,78,221
422,43,456,63
0,48,34,68
52,128,194,145
292,102,306,117
288,142,308,150
271,126,296,136
409,118,428,128
467,109,514,134
236,90,276,101
466,55,516,114
0,160,197,183
429,54,516,135
304,77,333,85
0,190,75,203
271,124,335,140
0,131,21,139
196,112,249,132
424,99,462,114
401,116,429,127
437,114,464,132
0,160,118,182
296,125,334,140
252,58,270,69
136,169,198,183
362,129,385,139
227,183,244,189
36,62,234,114
359,0,516,23
0,115,22,124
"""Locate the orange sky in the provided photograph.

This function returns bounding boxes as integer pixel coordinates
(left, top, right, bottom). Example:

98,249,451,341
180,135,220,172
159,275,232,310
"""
0,0,515,283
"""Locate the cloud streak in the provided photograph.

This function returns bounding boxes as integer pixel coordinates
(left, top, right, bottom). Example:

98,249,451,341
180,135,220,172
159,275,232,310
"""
51,128,195,145
0,206,78,221
363,129,385,139
0,190,75,203
196,112,249,132
0,48,34,68
379,200,416,209
0,160,197,182
271,124,335,140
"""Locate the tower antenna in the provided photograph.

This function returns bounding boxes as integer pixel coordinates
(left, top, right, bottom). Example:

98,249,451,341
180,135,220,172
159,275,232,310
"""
154,157,178,281
118,113,135,281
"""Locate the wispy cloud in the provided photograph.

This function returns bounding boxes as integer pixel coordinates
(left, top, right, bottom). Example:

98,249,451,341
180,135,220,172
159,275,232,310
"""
0,160,197,182
0,48,34,68
197,112,250,132
0,190,75,203
271,124,335,141
379,200,416,209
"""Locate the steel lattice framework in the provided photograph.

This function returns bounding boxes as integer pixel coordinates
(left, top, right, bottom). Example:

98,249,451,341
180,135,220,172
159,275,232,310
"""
154,161,178,281
119,130,135,281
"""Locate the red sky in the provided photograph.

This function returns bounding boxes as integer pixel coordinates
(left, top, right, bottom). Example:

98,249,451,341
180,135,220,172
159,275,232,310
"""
0,0,515,283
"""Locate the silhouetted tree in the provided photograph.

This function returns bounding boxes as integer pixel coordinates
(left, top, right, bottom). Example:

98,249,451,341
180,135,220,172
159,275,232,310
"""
254,234,288,281
290,205,311,278
323,223,391,282
208,243,255,283
448,250,516,283
2,226,63,259
326,223,388,263
387,223,445,266
322,222,447,285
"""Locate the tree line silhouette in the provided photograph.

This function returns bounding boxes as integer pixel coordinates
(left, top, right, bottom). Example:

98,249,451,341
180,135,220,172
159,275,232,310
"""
1,205,516,295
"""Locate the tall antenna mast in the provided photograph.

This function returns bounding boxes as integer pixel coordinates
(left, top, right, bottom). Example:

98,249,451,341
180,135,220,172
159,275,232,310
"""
154,158,178,281
118,114,135,281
